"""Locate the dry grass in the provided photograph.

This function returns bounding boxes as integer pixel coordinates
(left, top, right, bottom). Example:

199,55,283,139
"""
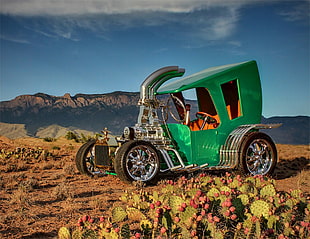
9,187,32,207
52,181,74,200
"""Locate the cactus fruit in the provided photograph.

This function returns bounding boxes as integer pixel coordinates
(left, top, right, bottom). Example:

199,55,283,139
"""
112,206,127,223
250,200,270,219
58,227,71,239
260,184,276,197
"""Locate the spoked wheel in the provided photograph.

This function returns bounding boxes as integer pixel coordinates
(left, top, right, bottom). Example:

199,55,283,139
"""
238,132,277,176
75,139,104,176
114,140,160,184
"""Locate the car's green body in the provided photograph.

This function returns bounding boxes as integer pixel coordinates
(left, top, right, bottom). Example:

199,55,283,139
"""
157,61,262,167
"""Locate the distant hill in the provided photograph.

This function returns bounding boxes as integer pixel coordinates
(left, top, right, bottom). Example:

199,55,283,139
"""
261,116,309,145
0,92,309,144
35,125,95,139
0,122,29,139
0,91,139,135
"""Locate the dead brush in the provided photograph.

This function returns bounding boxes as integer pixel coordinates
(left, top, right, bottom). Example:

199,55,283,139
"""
53,182,74,200
18,177,40,191
9,187,32,207
90,197,105,210
61,197,77,216
40,161,54,170
63,163,75,176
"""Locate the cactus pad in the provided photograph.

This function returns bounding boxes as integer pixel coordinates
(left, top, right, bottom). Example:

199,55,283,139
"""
58,227,71,239
250,200,270,219
140,219,153,231
112,206,128,223
169,195,184,213
260,184,276,197
180,206,197,227
237,194,249,205
207,187,220,199
126,207,146,221
220,186,232,193
290,189,302,199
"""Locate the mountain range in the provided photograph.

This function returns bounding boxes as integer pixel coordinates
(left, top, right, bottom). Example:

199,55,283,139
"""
0,92,309,145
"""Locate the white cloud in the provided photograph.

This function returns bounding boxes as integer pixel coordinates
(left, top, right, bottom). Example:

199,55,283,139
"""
0,0,278,16
0,0,282,43
0,34,30,44
277,1,310,22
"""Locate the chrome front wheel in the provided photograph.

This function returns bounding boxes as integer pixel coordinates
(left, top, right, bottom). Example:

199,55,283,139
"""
114,141,160,184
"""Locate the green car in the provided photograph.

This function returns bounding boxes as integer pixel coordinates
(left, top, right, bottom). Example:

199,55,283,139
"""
76,60,281,184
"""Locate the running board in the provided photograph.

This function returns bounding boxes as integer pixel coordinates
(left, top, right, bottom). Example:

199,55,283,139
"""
159,147,210,172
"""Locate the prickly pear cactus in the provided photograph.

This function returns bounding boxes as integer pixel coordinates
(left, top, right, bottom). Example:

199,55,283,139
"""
290,189,302,199
126,207,146,221
58,227,71,239
220,186,231,193
120,224,130,238
169,195,184,213
260,184,276,197
250,200,270,219
207,187,220,199
267,215,278,229
71,229,82,239
112,206,127,223
180,206,197,227
237,194,249,205
140,219,153,231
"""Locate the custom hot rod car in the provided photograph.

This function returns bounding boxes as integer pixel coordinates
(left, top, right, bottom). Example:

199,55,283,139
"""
75,60,281,184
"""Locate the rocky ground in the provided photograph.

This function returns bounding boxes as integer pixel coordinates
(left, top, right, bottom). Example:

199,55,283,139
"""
0,136,309,239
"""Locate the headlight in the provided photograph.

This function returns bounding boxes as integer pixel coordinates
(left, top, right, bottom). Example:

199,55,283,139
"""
123,127,134,140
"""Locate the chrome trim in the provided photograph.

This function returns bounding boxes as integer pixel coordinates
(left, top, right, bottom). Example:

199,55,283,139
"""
137,66,185,126
219,123,282,169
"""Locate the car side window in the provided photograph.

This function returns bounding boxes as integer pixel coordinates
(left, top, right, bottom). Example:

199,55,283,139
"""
196,87,217,116
221,80,242,120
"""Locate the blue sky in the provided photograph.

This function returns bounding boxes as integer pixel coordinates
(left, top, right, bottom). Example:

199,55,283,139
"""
0,0,309,117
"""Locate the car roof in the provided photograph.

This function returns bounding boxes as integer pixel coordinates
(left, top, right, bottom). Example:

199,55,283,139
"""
156,60,256,94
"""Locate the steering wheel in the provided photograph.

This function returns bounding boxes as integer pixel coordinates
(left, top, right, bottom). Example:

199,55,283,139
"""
196,112,218,126
166,95,186,123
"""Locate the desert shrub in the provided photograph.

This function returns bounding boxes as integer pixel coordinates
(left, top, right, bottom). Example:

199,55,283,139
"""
52,146,61,150
18,177,39,191
63,163,75,175
0,176,3,189
65,131,79,142
53,182,74,200
40,162,54,170
59,173,310,239
43,137,56,142
10,187,32,207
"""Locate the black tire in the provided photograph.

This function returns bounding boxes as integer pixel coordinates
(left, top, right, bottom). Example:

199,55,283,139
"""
237,132,277,176
114,140,160,184
75,139,101,176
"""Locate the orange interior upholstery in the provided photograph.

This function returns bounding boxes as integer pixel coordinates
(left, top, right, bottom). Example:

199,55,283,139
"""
189,114,220,131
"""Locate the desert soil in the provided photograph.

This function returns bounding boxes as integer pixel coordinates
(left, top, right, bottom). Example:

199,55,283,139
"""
0,136,309,239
